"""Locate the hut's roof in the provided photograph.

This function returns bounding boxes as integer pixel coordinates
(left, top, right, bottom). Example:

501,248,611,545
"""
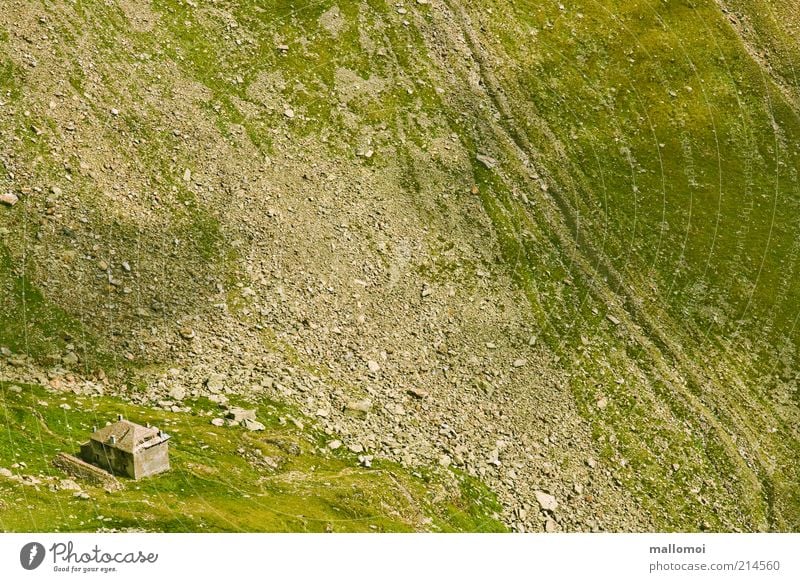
90,419,170,453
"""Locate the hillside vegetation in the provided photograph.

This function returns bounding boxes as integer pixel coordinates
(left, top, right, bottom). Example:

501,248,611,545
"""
1,0,798,532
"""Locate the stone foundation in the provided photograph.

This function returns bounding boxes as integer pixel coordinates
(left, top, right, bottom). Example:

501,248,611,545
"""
52,453,123,491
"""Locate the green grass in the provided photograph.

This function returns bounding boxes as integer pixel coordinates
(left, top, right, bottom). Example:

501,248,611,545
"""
447,0,800,530
0,381,506,532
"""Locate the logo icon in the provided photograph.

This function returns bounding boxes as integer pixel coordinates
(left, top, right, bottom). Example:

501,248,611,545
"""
20,542,46,570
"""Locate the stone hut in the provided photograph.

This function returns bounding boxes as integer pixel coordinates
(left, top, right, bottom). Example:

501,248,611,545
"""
80,415,170,479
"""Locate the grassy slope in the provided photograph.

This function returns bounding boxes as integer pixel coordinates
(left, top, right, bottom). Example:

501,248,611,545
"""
454,0,800,530
721,0,800,105
0,381,504,532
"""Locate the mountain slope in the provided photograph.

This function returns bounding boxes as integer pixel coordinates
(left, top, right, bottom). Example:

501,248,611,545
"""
0,0,798,532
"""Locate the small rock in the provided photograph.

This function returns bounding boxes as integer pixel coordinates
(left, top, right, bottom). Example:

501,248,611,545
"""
545,518,557,532
358,454,373,468
367,360,381,373
0,468,12,478
242,418,266,432
284,108,295,119
110,108,119,116
534,490,559,512
59,403,71,410
344,399,372,418
586,457,597,469
476,153,498,169
183,168,192,182
168,386,186,401
328,440,342,450
1,193,19,207
210,418,225,427
475,378,494,398
73,491,90,500
384,403,406,416
58,479,81,491
606,313,621,326
226,407,257,423
421,286,433,297
347,443,364,454
62,352,79,366
512,358,527,368
178,327,195,340
205,374,225,393
407,387,429,399
208,394,228,405
596,397,608,410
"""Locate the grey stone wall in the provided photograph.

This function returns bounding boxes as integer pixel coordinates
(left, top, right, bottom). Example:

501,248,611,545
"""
133,443,169,478
81,441,135,478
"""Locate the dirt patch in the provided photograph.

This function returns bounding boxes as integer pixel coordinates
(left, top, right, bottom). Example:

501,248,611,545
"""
319,5,346,37
334,67,388,105
118,0,159,33
246,69,287,110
